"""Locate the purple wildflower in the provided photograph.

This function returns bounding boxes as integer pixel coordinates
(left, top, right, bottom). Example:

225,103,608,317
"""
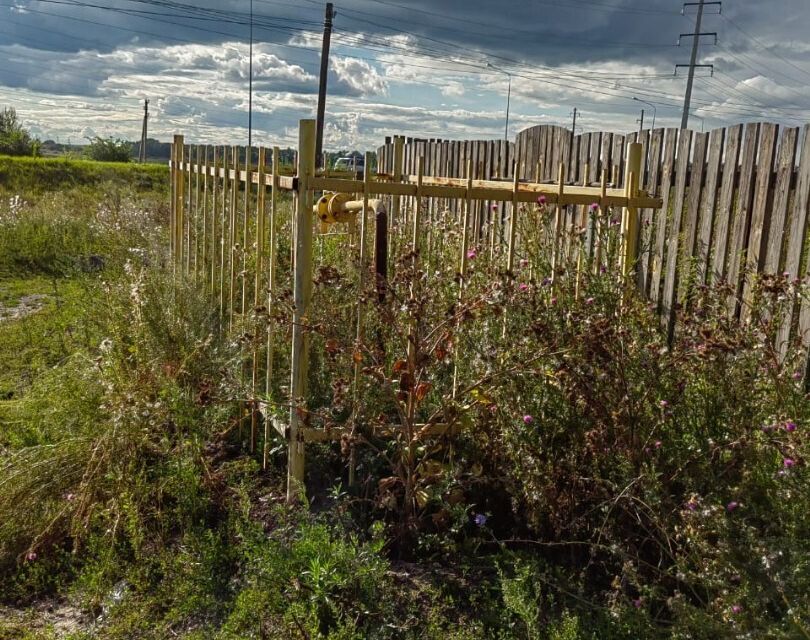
519,283,529,292
550,297,557,305
685,499,698,511
25,552,37,562
731,604,742,614
632,598,643,608
491,203,499,211
784,421,797,433
585,297,594,305
659,400,669,409
589,202,599,212
523,414,534,425
537,195,547,205
519,258,529,268
792,371,803,380
783,458,796,468
467,248,477,260
726,501,739,512
654,440,662,449
474,513,487,527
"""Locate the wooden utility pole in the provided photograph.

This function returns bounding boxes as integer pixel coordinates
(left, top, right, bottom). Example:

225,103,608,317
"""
315,2,334,168
678,0,720,129
139,99,149,162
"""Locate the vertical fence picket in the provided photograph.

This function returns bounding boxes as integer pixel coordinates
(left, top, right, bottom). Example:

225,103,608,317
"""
726,123,760,318
695,128,724,286
678,131,708,305
740,123,779,323
764,127,799,274
661,129,693,339
710,125,742,285
778,125,810,358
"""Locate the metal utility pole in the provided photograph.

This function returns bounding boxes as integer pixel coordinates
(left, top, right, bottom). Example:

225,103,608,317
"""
315,2,334,168
633,96,656,131
637,109,644,135
139,98,149,163
248,0,254,149
569,107,577,156
486,62,512,141
677,0,720,129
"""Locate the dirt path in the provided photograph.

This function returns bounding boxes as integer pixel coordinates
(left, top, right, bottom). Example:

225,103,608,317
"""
0,294,48,323
0,600,88,638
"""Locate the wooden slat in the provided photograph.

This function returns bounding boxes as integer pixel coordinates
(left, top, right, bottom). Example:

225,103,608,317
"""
661,129,693,339
709,124,743,284
764,127,799,273
650,128,679,307
696,127,724,284
639,129,662,295
778,125,810,356
741,123,778,322
678,131,709,304
725,122,760,318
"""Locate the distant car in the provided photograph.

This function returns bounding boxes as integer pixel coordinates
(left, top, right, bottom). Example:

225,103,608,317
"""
333,157,364,173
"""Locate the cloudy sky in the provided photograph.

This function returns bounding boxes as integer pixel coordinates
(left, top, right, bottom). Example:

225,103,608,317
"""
1,0,809,151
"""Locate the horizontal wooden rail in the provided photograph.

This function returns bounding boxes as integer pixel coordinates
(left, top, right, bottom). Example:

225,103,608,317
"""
171,160,662,210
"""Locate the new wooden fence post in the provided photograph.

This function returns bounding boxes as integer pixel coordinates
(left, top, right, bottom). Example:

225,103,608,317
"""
194,145,201,281
186,144,192,275
390,137,404,272
349,150,373,487
264,146,280,471
288,119,316,502
211,146,219,295
228,146,238,331
174,136,185,274
621,142,643,282
452,159,474,399
252,147,267,455
219,146,229,319
506,145,521,273
202,145,209,282
170,136,177,270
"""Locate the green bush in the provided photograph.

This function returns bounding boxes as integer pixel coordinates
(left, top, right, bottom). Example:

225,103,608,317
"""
85,137,132,163
0,108,39,157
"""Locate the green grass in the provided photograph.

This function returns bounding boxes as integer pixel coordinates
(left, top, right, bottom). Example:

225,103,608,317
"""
0,155,168,194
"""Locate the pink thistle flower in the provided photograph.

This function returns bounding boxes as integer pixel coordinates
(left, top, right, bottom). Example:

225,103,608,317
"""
726,501,739,512
537,195,547,205
589,203,599,212
599,265,607,274
659,400,669,409
654,440,662,449
550,297,557,305
632,598,643,608
467,248,477,260
491,203,499,211
792,371,803,380
519,258,529,268
519,283,529,292
784,421,797,432
783,458,796,468
25,552,37,562
685,499,698,511
731,604,742,614
523,414,533,424
585,297,594,305
65,493,75,501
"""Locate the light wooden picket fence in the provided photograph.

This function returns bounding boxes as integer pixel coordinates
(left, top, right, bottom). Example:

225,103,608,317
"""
169,119,662,498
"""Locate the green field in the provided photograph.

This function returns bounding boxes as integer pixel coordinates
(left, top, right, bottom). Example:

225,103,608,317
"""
0,155,808,639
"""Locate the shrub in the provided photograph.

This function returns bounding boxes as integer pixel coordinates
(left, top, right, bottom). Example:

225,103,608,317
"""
85,137,132,163
0,108,40,157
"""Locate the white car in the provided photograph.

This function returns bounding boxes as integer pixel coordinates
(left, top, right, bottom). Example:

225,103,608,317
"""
333,157,364,173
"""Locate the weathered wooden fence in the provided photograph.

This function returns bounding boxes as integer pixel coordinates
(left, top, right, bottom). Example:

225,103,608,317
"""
169,120,662,499
378,123,810,350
